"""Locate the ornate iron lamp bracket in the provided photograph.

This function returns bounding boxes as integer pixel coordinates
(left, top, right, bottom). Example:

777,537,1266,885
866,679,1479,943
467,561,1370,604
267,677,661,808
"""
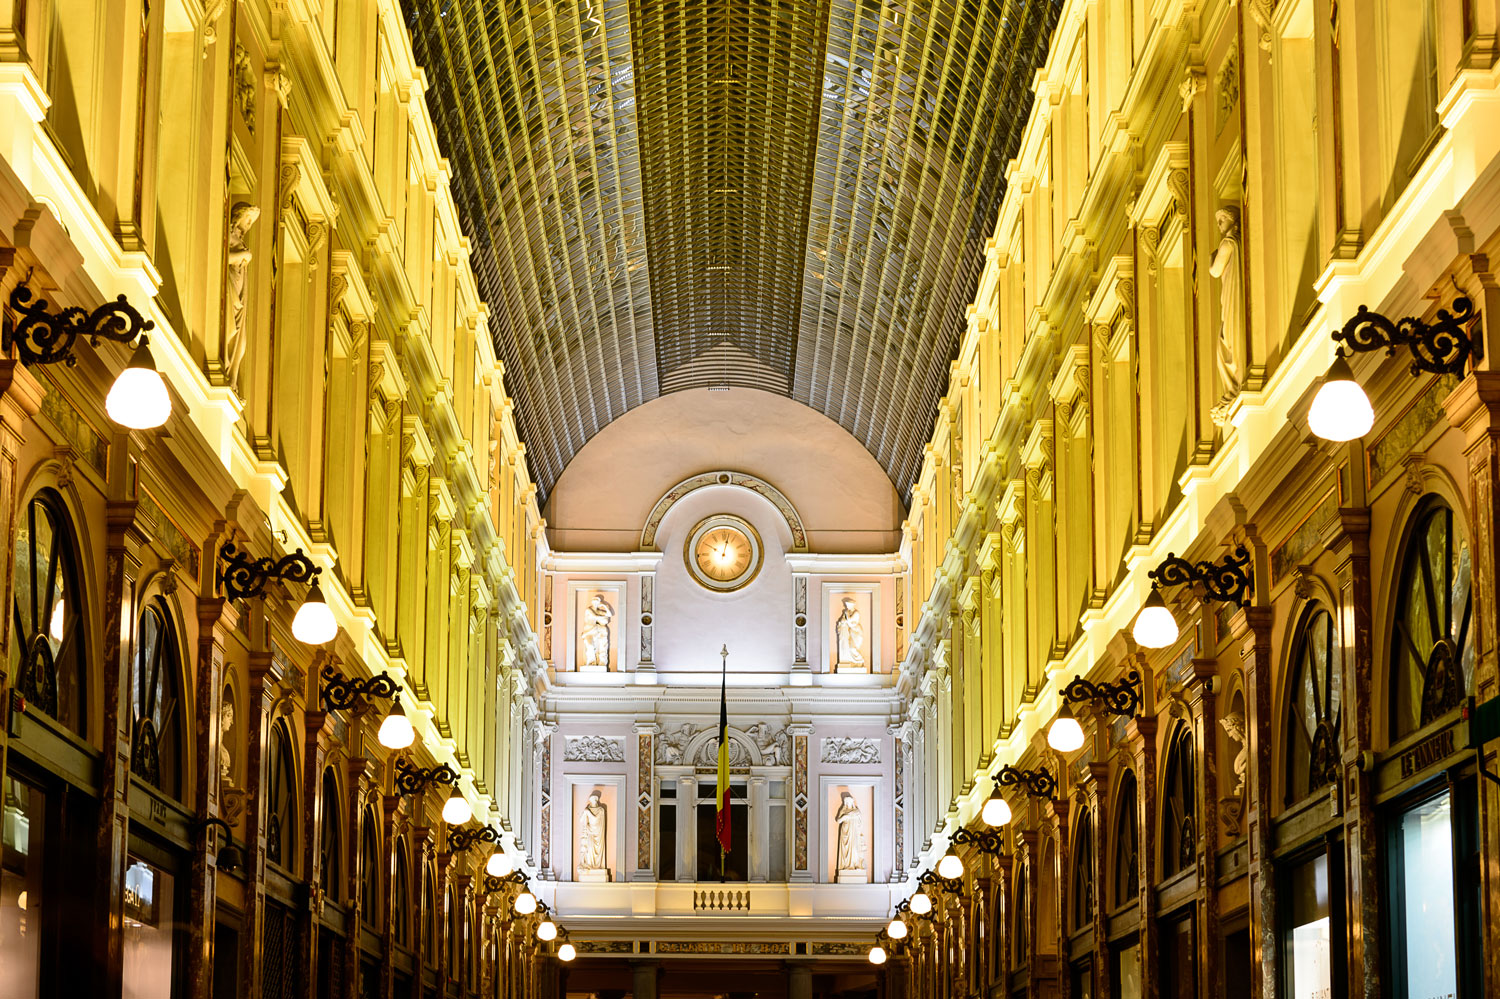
1333,296,1477,374
394,757,460,797
917,868,964,896
995,764,1056,800
219,542,322,601
449,825,503,852
3,281,155,366
320,666,398,711
950,826,1005,857
1148,544,1253,606
1062,669,1142,718
483,870,529,894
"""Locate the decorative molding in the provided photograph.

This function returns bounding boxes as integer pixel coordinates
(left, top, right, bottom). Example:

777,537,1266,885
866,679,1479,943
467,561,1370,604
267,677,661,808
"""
564,735,625,763
640,470,807,551
820,736,881,765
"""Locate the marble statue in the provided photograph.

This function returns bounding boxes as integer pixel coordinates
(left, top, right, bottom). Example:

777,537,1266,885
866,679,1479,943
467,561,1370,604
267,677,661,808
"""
1220,710,1248,797
578,789,607,874
218,699,235,783
835,791,867,881
580,594,613,669
224,202,261,391
1209,206,1244,426
835,597,866,669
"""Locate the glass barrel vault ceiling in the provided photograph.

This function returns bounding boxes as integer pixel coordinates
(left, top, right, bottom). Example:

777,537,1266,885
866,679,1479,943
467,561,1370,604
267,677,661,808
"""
403,0,1062,498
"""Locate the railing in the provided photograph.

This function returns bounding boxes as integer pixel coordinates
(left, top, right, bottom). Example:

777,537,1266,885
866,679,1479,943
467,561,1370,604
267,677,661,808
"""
692,889,752,912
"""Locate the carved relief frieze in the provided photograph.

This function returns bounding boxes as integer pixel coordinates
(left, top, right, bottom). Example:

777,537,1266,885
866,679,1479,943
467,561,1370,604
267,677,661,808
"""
820,736,880,765
564,735,625,763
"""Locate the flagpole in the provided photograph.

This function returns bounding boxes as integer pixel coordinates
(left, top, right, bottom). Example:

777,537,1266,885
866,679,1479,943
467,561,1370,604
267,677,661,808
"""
719,644,727,883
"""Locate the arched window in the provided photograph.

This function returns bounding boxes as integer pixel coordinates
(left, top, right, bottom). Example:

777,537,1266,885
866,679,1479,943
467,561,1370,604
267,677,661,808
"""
446,886,460,975
1287,607,1341,803
422,865,438,958
1162,726,1196,878
1072,807,1094,931
1391,500,1474,739
1113,772,1139,909
10,491,86,734
392,841,411,947
320,769,342,902
360,807,381,927
266,722,298,870
1012,863,1029,968
129,600,184,797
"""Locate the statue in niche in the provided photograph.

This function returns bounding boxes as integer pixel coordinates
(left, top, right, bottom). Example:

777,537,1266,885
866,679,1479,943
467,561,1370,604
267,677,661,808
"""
224,202,261,392
1209,205,1244,427
578,789,608,877
579,594,613,670
218,698,235,784
835,597,866,670
1220,709,1248,797
835,791,867,881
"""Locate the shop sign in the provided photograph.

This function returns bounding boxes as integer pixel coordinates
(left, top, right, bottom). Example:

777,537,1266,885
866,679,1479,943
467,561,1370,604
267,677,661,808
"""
1399,729,1454,780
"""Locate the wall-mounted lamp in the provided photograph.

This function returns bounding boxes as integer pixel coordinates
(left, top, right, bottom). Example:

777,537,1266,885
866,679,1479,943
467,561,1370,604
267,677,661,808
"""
450,824,511,876
1309,297,1475,442
219,543,338,646
393,757,470,825
1132,546,1252,650
4,282,171,430
198,816,245,874
1047,670,1142,752
320,667,414,749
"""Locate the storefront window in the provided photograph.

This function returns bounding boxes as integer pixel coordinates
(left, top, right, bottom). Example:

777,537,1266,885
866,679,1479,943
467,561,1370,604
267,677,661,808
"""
1113,772,1139,909
1113,941,1141,999
1072,808,1094,931
122,857,176,999
1392,794,1457,999
1161,728,1196,878
1,776,44,998
1285,853,1333,999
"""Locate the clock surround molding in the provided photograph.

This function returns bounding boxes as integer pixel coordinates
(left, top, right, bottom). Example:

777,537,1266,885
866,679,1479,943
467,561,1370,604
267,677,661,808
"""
683,513,765,593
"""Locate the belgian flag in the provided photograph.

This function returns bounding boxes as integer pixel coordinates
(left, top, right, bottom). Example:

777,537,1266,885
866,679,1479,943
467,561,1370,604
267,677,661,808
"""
716,645,731,860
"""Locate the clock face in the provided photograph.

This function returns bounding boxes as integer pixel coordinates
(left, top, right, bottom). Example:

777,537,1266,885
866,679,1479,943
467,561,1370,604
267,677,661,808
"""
685,516,763,592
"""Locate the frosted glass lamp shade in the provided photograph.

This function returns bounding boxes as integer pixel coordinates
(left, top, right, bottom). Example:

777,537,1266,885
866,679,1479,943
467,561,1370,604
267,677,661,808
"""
886,917,908,940
937,850,964,880
1132,588,1179,649
106,343,171,430
1308,355,1374,442
1047,705,1086,753
558,943,576,962
908,891,932,915
981,792,1012,828
869,945,887,965
537,920,557,941
377,699,415,749
441,789,472,826
486,851,513,877
514,891,538,915
291,581,338,646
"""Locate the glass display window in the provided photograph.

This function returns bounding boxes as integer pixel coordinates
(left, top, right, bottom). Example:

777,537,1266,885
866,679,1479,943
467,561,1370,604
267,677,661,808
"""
0,775,45,999
1284,852,1335,999
122,855,176,999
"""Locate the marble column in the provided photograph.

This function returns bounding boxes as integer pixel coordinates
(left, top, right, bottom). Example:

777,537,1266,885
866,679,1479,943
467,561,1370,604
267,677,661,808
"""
787,961,812,999
749,775,769,881
631,960,658,999
677,774,696,880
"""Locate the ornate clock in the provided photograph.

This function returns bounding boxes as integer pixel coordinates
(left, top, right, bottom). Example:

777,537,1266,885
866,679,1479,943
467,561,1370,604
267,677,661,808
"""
684,515,763,592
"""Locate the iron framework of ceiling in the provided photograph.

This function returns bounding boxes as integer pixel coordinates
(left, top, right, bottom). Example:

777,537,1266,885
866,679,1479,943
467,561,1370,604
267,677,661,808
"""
403,0,1061,499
